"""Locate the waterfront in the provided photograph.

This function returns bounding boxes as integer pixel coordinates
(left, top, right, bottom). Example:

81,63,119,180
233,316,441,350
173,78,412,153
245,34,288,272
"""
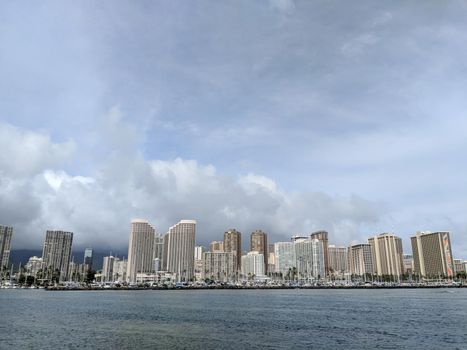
1,289,466,349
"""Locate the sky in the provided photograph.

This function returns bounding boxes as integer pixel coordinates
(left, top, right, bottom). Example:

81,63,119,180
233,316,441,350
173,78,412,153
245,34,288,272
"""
1,0,466,257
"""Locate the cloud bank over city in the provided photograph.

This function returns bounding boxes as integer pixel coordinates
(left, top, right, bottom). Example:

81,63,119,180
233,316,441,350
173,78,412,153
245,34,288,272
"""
1,1,466,256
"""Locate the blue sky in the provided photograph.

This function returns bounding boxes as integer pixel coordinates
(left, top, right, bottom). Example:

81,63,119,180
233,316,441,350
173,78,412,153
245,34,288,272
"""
1,0,466,257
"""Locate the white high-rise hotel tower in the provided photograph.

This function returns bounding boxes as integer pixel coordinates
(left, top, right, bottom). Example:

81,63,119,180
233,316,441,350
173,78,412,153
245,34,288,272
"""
127,219,155,282
166,220,196,282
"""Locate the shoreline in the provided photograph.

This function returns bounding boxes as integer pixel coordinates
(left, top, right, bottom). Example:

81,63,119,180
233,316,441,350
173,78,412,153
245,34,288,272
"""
40,284,467,291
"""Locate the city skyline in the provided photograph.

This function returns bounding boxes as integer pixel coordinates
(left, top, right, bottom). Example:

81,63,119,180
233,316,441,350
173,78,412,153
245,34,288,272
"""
2,219,466,282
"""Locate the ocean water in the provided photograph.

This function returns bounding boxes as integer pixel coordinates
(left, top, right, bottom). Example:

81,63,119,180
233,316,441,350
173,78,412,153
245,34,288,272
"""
1,289,466,349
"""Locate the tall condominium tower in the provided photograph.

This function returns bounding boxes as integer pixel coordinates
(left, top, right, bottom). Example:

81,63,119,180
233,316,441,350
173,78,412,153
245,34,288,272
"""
0,225,13,270
348,244,374,277
310,230,329,276
224,229,242,272
411,231,454,278
102,255,115,282
368,233,404,277
83,248,93,268
250,230,268,274
127,219,155,282
328,245,348,275
166,220,196,282
42,230,73,281
274,242,295,275
294,238,313,279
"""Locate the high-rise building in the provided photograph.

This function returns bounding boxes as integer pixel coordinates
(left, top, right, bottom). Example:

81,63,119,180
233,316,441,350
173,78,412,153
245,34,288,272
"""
328,245,348,275
411,231,454,278
453,259,464,274
127,219,155,282
166,220,196,282
42,230,73,281
310,231,329,276
403,254,414,274
348,244,374,277
268,251,276,273
194,246,204,260
102,255,115,282
202,251,236,282
162,233,169,271
294,238,313,279
0,225,13,270
368,233,404,277
274,242,295,275
224,229,242,272
209,241,224,252
241,251,265,277
83,248,93,269
194,246,205,281
250,230,268,274
153,233,164,261
113,258,127,281
310,239,325,278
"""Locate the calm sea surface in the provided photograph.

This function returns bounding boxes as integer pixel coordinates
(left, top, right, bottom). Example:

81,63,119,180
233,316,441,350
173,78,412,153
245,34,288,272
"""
1,289,466,349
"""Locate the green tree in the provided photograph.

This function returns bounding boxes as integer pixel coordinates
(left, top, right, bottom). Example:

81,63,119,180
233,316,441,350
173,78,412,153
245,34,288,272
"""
84,269,96,284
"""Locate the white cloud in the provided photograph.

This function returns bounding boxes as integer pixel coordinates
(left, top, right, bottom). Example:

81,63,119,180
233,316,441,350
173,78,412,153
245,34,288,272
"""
0,122,75,177
0,122,383,251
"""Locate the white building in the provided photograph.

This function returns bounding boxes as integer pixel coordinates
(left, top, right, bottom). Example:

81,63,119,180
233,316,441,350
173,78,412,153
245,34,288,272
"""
241,251,264,278
25,256,43,277
194,246,205,281
274,242,295,276
113,258,127,282
102,256,115,282
127,219,155,282
166,220,196,282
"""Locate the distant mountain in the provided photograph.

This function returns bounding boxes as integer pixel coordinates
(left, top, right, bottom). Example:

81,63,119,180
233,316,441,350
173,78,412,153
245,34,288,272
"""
9,249,127,271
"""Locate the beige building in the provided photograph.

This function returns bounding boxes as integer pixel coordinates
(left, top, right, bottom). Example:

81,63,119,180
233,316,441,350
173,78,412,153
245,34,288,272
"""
42,230,73,281
202,251,236,282
310,231,329,276
328,245,348,275
127,219,155,282
166,220,196,282
224,229,242,272
250,230,268,274
368,233,404,277
209,241,224,252
0,225,13,270
411,231,454,278
348,244,374,277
